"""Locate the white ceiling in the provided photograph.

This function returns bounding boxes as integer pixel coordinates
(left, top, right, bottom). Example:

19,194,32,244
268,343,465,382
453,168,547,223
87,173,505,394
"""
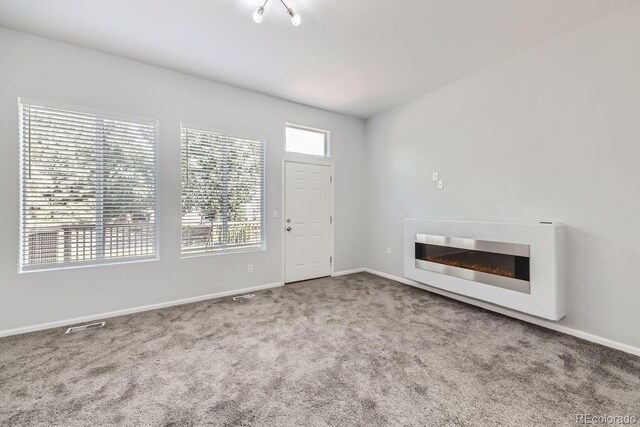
0,0,636,118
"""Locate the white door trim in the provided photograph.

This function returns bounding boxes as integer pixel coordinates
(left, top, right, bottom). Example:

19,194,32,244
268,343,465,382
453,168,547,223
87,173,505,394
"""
281,159,334,284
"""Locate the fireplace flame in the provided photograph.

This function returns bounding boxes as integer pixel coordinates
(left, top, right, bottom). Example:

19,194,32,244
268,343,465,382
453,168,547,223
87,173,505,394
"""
426,257,515,278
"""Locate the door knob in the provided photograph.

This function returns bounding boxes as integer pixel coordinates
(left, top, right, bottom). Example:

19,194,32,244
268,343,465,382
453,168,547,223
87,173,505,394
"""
286,226,292,232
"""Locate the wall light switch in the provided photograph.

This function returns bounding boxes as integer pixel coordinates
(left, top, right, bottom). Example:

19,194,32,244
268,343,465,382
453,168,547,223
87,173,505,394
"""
437,180,444,189
432,172,438,181
386,247,391,255
272,210,278,218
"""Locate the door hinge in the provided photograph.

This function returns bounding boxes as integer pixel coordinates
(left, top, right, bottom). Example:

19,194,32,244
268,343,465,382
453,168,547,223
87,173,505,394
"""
330,175,333,183
330,256,333,265
330,215,332,224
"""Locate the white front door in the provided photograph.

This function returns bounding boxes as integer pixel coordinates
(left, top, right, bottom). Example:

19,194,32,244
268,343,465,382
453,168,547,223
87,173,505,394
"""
285,161,332,283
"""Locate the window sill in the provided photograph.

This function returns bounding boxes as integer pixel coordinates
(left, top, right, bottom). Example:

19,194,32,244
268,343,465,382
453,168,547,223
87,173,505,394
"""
180,245,266,259
19,255,159,274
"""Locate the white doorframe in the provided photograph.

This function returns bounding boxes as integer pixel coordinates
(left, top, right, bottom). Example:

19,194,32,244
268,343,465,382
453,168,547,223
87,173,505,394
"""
281,158,334,284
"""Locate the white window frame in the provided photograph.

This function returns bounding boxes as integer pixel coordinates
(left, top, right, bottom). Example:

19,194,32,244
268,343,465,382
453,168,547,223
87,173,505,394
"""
180,123,266,258
18,98,160,273
285,123,331,157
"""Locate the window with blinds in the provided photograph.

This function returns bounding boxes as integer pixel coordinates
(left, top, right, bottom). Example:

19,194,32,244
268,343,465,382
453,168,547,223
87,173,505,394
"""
181,126,264,256
19,101,158,271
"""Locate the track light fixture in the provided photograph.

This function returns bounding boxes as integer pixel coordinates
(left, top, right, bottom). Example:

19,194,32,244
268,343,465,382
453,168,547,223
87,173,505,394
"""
252,0,301,26
252,6,265,24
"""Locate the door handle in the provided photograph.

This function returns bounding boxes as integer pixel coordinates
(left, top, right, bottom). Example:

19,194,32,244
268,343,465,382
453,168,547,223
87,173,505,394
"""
286,226,292,232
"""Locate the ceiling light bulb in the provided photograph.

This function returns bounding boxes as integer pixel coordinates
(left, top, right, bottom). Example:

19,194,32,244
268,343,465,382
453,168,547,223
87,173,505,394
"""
290,12,301,26
253,8,264,23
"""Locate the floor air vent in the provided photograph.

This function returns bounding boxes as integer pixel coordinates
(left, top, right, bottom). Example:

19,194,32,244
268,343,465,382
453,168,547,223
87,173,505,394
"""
232,294,255,301
65,322,106,334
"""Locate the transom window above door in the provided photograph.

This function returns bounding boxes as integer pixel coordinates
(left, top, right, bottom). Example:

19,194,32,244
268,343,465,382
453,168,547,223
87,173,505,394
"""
285,124,330,157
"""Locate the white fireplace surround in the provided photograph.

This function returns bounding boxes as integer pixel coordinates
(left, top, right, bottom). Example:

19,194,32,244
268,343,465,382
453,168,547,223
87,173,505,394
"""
404,219,565,321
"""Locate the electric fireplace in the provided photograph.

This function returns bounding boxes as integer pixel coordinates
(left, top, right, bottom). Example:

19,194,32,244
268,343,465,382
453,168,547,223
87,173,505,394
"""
415,234,530,294
404,219,564,320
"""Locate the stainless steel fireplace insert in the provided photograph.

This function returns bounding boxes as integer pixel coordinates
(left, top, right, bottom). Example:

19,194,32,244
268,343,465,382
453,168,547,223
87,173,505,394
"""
415,234,530,294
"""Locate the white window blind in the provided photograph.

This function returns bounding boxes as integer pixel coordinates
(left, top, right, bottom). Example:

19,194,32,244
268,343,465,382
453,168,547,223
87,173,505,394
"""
19,101,158,271
181,126,264,256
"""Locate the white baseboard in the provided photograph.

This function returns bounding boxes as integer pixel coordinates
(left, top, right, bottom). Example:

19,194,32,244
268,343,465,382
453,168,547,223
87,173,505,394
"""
362,268,640,357
332,268,366,277
0,281,283,338
4,269,639,358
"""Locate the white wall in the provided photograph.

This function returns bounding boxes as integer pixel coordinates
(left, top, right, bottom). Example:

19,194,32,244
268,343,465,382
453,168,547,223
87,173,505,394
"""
0,28,366,333
366,5,640,349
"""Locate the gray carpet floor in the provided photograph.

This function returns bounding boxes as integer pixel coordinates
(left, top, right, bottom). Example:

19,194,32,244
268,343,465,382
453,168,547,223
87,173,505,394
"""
0,272,639,426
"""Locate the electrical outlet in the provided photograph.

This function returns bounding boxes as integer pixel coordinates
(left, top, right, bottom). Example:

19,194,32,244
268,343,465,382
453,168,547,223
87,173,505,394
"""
248,265,254,273
437,180,444,189
432,172,438,181
386,247,391,255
